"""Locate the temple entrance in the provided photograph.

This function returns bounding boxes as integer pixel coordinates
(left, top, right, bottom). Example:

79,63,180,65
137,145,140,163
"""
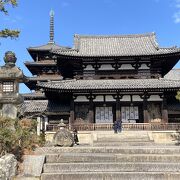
121,106,139,123
95,106,113,123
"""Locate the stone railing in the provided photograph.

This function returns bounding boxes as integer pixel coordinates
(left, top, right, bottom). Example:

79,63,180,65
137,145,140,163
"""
0,154,17,180
46,123,180,132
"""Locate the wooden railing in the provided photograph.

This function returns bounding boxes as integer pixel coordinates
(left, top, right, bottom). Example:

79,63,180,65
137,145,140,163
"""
46,123,180,132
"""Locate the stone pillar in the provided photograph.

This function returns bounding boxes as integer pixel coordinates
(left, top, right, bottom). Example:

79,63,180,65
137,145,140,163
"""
143,98,149,123
69,98,75,127
89,98,94,123
116,97,121,121
44,116,48,131
37,117,41,136
162,97,168,123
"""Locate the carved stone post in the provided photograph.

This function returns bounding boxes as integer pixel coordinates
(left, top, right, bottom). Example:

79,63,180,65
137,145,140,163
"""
37,117,41,136
44,116,48,131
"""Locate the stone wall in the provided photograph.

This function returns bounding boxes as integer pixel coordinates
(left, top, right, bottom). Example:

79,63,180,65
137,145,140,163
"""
0,154,17,180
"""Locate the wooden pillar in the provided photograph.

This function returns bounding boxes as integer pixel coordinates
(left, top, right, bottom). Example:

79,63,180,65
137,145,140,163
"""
70,98,75,127
116,97,121,121
162,97,168,123
143,98,149,123
88,96,94,123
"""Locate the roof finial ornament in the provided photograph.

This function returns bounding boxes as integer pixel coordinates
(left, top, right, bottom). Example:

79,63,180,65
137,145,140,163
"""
49,9,55,44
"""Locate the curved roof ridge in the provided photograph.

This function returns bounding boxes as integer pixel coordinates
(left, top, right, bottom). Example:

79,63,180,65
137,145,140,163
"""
74,32,155,39
159,46,179,50
147,32,159,50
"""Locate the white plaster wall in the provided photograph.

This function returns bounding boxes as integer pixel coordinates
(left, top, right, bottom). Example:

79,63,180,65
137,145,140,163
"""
84,65,94,71
139,64,150,70
99,64,114,70
105,95,116,102
74,96,89,102
148,95,162,101
132,95,143,101
120,95,131,102
94,96,104,102
119,64,134,70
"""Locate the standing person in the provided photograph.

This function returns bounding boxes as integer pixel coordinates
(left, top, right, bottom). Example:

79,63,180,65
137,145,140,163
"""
117,120,122,133
73,128,79,145
113,120,118,134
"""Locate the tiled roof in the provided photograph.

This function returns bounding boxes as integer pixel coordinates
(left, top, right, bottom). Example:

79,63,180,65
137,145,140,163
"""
26,76,62,81
21,100,70,113
22,92,45,99
21,100,48,113
52,33,180,57
164,69,180,80
38,79,180,91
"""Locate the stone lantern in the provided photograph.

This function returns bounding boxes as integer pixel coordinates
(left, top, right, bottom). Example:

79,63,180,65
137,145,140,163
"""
53,119,74,147
0,51,26,119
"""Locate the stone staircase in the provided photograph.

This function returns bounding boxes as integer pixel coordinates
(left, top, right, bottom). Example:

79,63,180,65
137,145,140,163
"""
37,131,180,180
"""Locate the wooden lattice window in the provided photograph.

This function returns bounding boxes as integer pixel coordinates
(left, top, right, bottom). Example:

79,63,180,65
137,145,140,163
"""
3,82,14,93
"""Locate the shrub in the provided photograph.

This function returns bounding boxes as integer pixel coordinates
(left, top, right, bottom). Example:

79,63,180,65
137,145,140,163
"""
0,117,42,160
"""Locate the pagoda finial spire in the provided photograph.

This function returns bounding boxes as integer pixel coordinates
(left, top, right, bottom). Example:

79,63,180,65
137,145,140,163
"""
49,9,55,43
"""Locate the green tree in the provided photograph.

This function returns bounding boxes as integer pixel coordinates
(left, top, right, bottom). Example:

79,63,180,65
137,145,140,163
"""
0,0,20,39
176,91,180,101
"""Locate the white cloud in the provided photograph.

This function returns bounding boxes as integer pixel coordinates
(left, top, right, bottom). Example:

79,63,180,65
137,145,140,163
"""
173,11,180,23
175,0,180,8
173,0,180,24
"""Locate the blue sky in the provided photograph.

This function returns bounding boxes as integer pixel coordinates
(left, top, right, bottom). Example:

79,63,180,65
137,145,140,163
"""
0,0,180,93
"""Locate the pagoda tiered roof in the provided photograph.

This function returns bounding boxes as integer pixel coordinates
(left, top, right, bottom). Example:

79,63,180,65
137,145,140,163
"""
27,42,62,52
52,33,180,57
24,60,56,66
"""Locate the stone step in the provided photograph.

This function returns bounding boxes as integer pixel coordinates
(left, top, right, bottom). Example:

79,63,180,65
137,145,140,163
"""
46,153,180,163
41,172,180,180
96,132,149,136
45,153,116,163
43,162,180,173
93,141,154,146
96,138,150,142
116,154,180,163
14,177,39,180
36,146,180,155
